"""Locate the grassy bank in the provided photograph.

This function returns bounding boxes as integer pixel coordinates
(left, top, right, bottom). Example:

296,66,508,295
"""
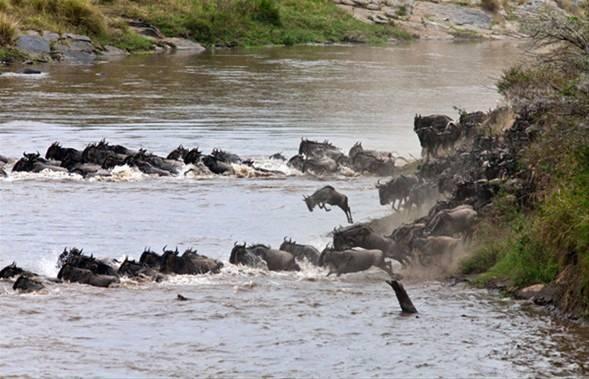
460,8,589,317
0,0,410,56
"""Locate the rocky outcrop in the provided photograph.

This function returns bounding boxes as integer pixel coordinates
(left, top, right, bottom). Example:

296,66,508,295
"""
331,0,567,40
127,19,205,53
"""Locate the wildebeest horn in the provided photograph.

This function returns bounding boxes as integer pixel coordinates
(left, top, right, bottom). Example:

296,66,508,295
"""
234,241,238,247
162,245,167,253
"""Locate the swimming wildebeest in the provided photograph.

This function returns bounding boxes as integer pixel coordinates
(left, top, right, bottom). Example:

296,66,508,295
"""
45,142,83,162
13,274,45,293
298,138,344,161
304,185,353,224
160,247,224,275
57,247,118,277
279,237,320,265
229,243,299,271
58,264,119,288
118,257,165,282
318,246,395,277
12,152,68,173
333,224,410,266
0,262,31,279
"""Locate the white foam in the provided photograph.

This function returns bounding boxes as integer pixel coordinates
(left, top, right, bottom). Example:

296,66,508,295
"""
0,72,48,79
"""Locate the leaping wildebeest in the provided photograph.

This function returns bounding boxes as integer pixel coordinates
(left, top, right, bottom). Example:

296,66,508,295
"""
303,185,353,224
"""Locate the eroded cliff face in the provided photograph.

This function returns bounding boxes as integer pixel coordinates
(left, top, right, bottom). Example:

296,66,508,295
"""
332,0,577,40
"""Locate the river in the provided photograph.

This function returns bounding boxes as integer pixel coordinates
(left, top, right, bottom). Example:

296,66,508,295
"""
1,41,588,377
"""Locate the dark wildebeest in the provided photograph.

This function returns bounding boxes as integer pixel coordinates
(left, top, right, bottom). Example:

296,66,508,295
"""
301,157,339,175
279,237,320,265
318,246,395,277
0,262,32,279
299,138,344,161
166,145,190,161
229,243,299,271
414,114,454,160
124,154,171,176
229,243,269,269
287,155,305,172
58,264,119,287
160,248,223,275
333,224,410,266
304,185,353,224
376,175,419,210
211,148,242,164
202,155,234,174
269,153,287,161
81,140,134,166
118,257,165,282
45,142,83,162
57,248,118,277
348,142,396,176
139,249,163,271
12,152,68,173
13,274,45,293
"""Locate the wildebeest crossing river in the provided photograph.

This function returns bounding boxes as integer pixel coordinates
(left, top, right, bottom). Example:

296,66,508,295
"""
1,41,588,377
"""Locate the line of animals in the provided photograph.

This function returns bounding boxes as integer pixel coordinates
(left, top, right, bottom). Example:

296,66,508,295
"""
0,138,407,179
2,109,537,315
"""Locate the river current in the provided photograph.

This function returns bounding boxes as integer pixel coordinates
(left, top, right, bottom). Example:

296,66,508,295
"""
1,41,588,377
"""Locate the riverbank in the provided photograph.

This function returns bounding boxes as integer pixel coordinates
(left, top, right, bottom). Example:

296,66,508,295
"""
0,0,409,64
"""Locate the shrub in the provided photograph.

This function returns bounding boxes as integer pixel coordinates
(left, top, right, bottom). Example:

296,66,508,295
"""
0,12,18,47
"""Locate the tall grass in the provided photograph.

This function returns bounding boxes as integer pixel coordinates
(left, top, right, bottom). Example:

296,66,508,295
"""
0,12,18,46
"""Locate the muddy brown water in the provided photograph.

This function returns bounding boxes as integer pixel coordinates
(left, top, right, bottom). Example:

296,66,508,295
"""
1,41,588,377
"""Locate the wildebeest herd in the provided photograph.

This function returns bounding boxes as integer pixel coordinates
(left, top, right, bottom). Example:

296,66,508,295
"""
0,137,406,179
2,108,534,312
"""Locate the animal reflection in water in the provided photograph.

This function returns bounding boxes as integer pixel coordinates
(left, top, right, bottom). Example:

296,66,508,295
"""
303,185,353,224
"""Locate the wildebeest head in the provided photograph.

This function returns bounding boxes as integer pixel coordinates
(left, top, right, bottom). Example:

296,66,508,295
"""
45,142,63,160
184,148,202,165
302,195,315,212
229,242,247,265
139,248,162,269
279,237,296,251
12,152,42,172
348,142,363,159
298,138,336,158
0,262,25,279
166,145,188,161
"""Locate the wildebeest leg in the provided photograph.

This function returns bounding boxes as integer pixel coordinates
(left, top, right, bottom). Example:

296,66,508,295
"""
386,280,418,314
320,203,332,212
346,209,353,224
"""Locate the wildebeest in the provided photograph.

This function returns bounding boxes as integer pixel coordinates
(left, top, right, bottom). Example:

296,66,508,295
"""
13,274,45,293
411,236,461,266
414,114,456,160
269,152,287,161
348,142,396,176
58,264,119,287
304,185,353,224
376,175,419,210
57,247,118,277
211,148,242,164
160,248,223,275
202,155,234,174
0,262,30,279
118,257,165,282
301,157,339,175
318,246,395,277
426,204,478,239
333,224,410,265
45,142,82,162
279,237,320,265
299,138,344,161
229,243,299,271
12,152,68,173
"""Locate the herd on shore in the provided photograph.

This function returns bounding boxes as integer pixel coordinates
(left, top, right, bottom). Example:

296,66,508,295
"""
2,108,535,312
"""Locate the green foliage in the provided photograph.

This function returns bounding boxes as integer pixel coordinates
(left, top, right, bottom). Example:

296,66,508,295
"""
100,29,153,52
137,0,409,47
0,11,18,46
